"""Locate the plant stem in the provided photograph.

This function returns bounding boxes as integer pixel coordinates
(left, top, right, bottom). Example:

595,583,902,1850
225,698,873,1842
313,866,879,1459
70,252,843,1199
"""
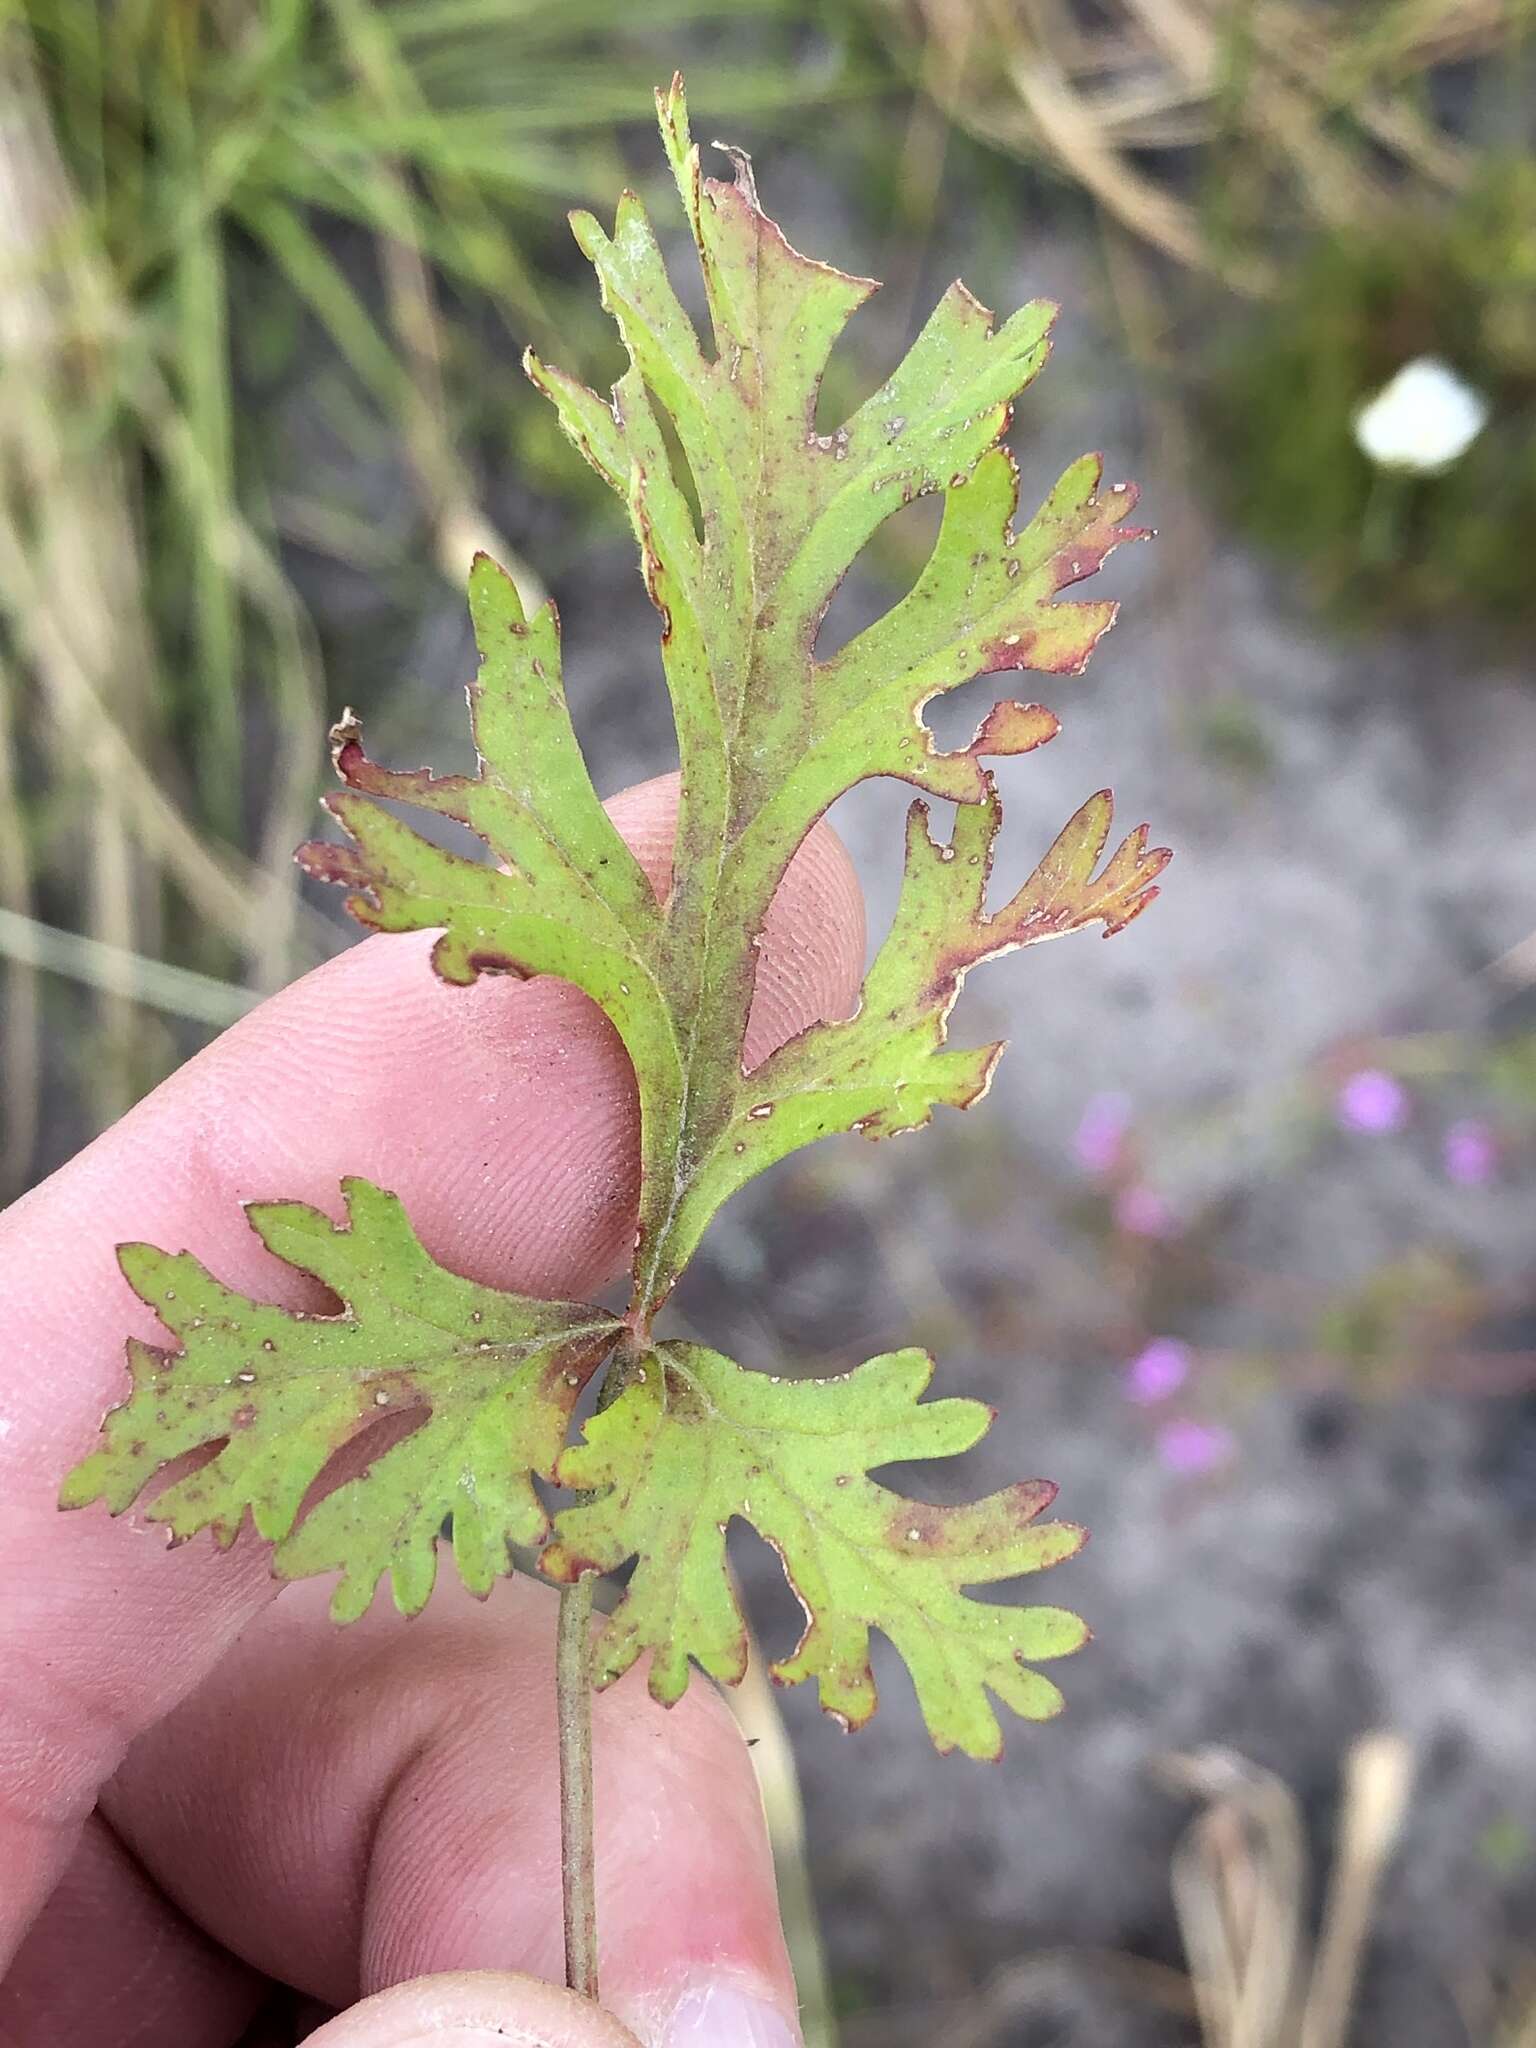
557,1331,646,2002
556,1573,599,2000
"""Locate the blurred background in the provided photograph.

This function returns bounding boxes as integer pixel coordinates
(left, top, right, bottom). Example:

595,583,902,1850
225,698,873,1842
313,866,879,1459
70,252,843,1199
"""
3,2,1535,2043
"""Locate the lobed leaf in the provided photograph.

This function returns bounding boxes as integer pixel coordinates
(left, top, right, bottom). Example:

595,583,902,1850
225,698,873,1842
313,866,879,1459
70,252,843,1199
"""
543,1342,1086,1761
301,79,1164,1311
657,775,1169,1274
66,78,1170,1754
61,1179,620,1621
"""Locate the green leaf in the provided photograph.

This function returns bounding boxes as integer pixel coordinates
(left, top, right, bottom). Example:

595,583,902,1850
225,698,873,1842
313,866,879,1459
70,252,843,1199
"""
300,558,688,1196
657,775,1169,1275
300,78,1162,1313
543,1342,1086,1760
61,1178,619,1620
67,78,1168,1752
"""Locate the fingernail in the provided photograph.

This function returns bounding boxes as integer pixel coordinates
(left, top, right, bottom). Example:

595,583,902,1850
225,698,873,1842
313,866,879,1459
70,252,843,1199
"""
662,1980,801,2047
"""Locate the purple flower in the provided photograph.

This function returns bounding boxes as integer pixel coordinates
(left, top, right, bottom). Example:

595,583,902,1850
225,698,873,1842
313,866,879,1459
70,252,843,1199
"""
1126,1338,1192,1406
1073,1091,1132,1177
1156,1418,1235,1477
1114,1183,1176,1239
1336,1068,1409,1135
1444,1118,1498,1186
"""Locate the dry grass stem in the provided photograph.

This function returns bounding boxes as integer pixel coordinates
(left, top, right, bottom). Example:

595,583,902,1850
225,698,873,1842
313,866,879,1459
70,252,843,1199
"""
1160,1731,1415,2048
885,0,1513,293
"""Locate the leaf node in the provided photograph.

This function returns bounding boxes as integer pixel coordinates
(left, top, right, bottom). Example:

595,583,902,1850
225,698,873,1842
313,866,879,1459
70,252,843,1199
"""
544,1342,1086,1760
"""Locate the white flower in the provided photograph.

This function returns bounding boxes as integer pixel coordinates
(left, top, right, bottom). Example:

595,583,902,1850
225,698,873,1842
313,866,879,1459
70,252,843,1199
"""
1352,355,1490,474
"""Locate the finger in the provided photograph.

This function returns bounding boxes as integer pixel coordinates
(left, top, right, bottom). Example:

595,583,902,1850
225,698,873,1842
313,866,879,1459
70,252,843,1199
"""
0,1814,261,2047
304,1972,642,2048
100,1577,801,2045
0,771,863,1963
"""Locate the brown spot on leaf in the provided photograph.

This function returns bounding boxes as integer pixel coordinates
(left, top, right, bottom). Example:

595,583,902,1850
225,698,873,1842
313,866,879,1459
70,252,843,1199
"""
969,700,1059,756
889,1501,947,1549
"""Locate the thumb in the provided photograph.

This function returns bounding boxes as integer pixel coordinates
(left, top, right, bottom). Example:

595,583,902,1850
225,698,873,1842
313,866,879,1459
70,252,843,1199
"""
305,1972,643,2048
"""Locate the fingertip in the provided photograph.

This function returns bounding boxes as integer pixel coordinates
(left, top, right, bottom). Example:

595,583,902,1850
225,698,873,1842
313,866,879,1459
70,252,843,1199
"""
618,1978,803,2047
746,799,866,1071
302,1972,642,2047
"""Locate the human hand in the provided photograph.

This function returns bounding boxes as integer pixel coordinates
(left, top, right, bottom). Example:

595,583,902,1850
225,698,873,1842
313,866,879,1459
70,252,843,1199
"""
0,775,865,2047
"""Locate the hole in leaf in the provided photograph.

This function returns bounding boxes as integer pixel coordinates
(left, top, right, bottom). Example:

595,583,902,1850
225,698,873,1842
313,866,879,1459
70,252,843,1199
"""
823,780,929,976
650,391,705,547
139,1439,225,1509
657,220,710,337
291,1402,433,1528
359,786,498,871
813,491,943,663
810,286,888,439
921,669,1009,752
727,1514,814,1664
547,534,678,798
